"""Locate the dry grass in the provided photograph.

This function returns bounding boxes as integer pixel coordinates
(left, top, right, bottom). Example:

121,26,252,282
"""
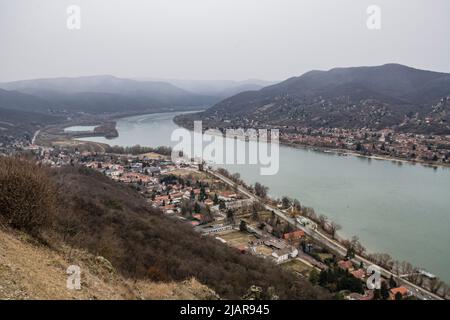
0,228,217,300
282,259,313,277
0,157,55,235
218,230,257,247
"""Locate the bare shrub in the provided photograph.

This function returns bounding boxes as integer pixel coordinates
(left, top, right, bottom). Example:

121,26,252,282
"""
0,156,55,234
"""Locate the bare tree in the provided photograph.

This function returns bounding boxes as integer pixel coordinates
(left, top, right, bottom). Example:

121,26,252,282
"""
429,278,444,294
281,196,291,209
327,221,341,239
254,182,268,199
293,199,302,212
441,284,450,299
318,214,327,228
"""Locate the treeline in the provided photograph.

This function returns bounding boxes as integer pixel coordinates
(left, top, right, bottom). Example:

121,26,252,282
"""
0,157,328,300
105,144,172,156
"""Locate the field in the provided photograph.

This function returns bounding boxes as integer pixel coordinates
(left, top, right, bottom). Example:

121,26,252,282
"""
140,152,167,160
253,245,274,257
282,259,313,277
216,230,257,248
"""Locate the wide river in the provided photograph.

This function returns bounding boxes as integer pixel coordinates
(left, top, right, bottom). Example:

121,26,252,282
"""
79,111,450,283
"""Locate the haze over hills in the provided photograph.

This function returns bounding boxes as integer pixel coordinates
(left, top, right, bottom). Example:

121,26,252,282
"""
134,78,277,100
0,75,218,115
178,64,450,134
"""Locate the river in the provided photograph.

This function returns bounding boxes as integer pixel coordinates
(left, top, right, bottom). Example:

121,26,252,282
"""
78,111,450,283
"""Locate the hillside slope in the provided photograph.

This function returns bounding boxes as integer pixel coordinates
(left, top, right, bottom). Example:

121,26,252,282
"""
0,157,328,300
177,64,450,134
0,228,218,300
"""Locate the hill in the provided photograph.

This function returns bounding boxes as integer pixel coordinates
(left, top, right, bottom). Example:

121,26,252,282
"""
0,157,328,300
141,78,277,99
0,76,215,115
176,64,450,134
0,228,218,300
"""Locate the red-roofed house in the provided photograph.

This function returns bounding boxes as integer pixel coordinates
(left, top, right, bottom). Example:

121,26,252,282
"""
283,230,305,241
390,287,409,299
338,260,354,271
351,269,366,280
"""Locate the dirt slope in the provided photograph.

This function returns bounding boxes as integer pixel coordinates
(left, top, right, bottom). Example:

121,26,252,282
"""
0,228,218,300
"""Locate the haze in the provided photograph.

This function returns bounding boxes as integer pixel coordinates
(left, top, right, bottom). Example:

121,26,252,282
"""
1,0,450,82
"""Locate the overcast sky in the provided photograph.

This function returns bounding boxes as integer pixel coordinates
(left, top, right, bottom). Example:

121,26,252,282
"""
1,0,450,82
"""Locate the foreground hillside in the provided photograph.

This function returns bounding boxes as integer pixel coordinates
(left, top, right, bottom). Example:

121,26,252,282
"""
0,157,328,300
0,228,218,300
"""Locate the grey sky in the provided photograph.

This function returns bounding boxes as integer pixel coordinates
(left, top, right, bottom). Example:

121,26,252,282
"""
1,0,449,82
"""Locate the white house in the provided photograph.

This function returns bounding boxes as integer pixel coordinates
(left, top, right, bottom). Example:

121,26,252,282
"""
272,247,298,263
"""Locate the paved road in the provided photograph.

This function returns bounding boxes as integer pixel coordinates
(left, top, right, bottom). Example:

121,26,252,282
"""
208,169,443,300
31,129,40,145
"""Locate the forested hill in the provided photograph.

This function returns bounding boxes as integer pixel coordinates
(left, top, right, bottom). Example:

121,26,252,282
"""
181,64,450,134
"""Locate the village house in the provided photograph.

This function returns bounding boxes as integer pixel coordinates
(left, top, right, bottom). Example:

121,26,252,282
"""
271,247,298,263
390,286,410,299
337,260,354,271
201,224,234,234
351,268,366,280
282,230,305,242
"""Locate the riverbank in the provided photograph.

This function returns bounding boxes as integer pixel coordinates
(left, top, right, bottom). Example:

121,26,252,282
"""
209,167,446,300
281,140,450,170
42,110,449,170
33,109,204,152
172,115,450,170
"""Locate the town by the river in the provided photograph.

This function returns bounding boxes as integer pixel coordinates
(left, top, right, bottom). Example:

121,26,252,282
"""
78,111,450,284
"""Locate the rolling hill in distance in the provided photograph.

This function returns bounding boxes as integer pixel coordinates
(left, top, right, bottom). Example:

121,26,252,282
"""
135,78,278,99
0,75,216,114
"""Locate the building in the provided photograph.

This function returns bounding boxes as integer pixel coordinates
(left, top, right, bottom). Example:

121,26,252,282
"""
351,269,366,280
390,286,409,299
338,260,354,271
271,247,298,263
201,224,233,234
283,230,305,241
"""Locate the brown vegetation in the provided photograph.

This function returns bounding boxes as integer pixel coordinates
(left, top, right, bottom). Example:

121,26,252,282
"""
0,157,328,299
0,157,55,235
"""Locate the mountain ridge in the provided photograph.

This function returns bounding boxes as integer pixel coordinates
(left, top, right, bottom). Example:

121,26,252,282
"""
178,64,450,134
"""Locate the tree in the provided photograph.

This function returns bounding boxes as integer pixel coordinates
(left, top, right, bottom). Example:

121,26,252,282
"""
389,275,397,289
239,220,247,232
309,269,320,285
226,209,235,225
441,284,450,299
327,221,341,239
380,281,390,300
318,214,327,228
231,172,241,182
345,246,355,260
429,278,444,294
194,202,201,213
251,205,259,220
394,292,403,300
281,196,291,209
293,199,302,211
254,182,268,198
213,193,219,205
198,186,206,201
